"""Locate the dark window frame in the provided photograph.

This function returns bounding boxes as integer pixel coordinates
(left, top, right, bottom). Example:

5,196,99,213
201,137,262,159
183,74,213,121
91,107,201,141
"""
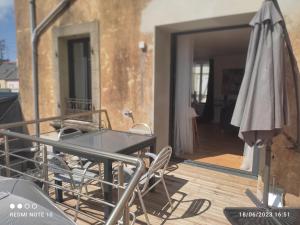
192,62,210,104
67,37,92,100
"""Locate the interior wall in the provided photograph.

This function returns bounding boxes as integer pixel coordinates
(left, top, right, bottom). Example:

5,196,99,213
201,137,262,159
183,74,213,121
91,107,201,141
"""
192,53,247,121
213,53,247,122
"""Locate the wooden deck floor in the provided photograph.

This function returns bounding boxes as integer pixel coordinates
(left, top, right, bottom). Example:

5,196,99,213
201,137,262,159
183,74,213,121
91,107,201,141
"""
54,162,257,225
181,123,245,170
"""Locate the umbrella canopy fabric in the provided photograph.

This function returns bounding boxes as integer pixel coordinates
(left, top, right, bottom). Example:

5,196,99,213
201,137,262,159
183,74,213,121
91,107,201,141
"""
0,177,76,225
231,0,286,146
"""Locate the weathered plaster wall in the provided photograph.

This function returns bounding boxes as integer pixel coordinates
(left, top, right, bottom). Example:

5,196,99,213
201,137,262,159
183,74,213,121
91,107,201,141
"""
15,0,152,132
269,0,300,206
15,0,300,206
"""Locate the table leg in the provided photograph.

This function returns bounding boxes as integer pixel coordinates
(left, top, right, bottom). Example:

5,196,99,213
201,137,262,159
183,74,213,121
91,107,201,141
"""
117,163,129,225
103,159,113,219
149,143,156,190
55,179,63,203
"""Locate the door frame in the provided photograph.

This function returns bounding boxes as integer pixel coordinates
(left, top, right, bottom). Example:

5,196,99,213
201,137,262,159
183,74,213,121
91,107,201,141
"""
168,24,260,177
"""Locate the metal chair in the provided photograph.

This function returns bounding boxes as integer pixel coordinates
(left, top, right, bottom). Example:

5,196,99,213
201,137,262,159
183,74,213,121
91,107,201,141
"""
55,126,105,195
128,123,153,135
128,123,153,159
56,127,104,176
35,151,99,221
13,146,44,183
55,127,88,168
118,146,173,225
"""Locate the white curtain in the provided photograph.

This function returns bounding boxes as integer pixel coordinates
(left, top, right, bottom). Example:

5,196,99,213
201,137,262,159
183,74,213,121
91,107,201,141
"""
240,143,260,173
174,35,194,156
240,143,254,171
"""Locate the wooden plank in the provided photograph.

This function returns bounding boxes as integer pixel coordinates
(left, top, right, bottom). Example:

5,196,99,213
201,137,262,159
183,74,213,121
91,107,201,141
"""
54,162,257,225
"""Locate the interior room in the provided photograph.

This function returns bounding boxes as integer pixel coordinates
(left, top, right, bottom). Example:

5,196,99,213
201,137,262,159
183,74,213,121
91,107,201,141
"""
175,27,257,172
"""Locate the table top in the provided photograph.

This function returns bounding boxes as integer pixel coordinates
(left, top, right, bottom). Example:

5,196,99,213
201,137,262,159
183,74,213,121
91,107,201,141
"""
62,129,156,155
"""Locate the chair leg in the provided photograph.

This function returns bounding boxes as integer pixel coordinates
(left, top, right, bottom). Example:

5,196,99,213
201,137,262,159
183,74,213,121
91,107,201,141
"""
74,184,84,222
71,183,77,199
84,184,88,195
98,163,105,194
161,177,174,210
137,189,151,225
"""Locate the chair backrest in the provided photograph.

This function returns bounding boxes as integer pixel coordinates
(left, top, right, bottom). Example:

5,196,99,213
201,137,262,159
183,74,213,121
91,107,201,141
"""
33,149,73,183
141,146,172,192
53,127,82,154
129,123,153,135
47,152,71,175
58,127,82,140
47,153,76,187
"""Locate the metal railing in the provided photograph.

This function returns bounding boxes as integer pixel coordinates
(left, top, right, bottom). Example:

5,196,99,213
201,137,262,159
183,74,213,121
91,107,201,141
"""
0,129,144,225
0,109,112,131
66,98,93,114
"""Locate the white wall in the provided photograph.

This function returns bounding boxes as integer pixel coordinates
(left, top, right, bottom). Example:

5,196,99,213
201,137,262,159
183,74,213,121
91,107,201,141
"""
141,0,262,33
142,0,300,33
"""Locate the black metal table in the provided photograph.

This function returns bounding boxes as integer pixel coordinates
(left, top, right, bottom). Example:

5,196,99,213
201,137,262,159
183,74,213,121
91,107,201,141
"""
57,129,156,218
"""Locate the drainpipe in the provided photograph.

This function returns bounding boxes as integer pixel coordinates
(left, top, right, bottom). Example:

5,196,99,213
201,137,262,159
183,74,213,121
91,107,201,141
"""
29,0,71,137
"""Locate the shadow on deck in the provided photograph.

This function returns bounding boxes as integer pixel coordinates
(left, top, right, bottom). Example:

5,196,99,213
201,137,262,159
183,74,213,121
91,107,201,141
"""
54,161,256,225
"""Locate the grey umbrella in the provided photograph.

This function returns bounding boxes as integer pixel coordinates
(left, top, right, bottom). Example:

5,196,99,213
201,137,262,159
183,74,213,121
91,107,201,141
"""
0,177,76,225
231,0,286,208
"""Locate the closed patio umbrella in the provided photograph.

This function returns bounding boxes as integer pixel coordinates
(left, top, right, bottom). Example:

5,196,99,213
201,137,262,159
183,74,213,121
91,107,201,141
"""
231,0,286,208
0,177,76,225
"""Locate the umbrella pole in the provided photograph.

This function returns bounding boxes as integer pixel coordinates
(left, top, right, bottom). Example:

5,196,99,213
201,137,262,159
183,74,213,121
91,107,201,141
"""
263,143,271,208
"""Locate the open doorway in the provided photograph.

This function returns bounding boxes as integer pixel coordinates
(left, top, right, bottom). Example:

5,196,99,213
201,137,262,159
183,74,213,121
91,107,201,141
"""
171,26,259,174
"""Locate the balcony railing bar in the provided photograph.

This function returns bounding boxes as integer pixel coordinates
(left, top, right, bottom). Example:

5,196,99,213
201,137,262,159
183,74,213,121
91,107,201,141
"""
0,148,126,189
54,201,105,223
0,109,111,130
0,164,116,208
0,129,144,225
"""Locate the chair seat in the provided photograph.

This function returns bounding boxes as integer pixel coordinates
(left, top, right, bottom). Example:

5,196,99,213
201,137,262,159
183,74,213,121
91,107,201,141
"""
67,158,89,169
54,168,98,185
118,166,155,187
114,146,173,225
70,156,88,162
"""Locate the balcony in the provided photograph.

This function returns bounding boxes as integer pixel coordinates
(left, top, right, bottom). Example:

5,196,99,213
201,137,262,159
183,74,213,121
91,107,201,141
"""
0,112,256,225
